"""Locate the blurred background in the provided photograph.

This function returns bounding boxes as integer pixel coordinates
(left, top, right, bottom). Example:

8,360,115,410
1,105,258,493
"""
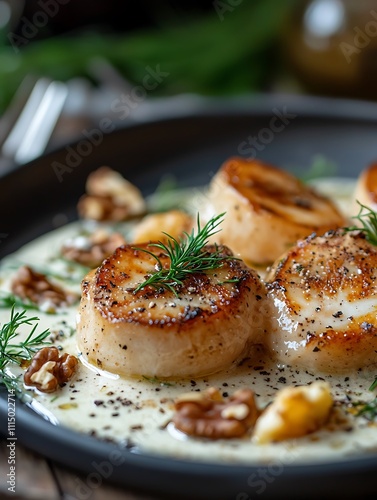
1,0,377,160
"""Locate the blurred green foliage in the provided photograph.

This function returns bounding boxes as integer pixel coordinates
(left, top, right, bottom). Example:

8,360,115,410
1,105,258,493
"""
0,0,297,113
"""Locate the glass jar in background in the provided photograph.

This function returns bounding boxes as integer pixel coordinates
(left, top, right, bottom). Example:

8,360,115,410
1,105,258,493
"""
282,0,377,100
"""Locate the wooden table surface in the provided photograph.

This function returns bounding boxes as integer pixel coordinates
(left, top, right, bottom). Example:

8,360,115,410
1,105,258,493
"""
0,440,154,500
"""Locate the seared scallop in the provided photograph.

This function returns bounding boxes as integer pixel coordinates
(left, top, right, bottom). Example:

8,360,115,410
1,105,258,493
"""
206,157,346,265
77,243,268,378
132,210,193,244
352,162,377,214
265,230,377,373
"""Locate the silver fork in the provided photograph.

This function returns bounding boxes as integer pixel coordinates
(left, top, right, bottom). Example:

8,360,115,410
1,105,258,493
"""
0,76,68,174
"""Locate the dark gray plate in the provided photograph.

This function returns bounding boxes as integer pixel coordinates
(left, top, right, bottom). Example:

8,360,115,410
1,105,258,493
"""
1,95,377,499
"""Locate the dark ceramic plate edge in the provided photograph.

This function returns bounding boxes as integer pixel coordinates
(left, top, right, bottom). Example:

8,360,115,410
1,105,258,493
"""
1,94,377,498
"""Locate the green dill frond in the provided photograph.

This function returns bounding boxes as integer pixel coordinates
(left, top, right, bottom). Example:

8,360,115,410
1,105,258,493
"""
0,307,51,389
133,213,231,296
344,201,377,246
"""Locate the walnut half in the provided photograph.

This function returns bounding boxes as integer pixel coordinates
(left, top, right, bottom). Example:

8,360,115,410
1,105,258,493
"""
24,346,78,393
61,229,126,268
173,387,260,439
11,266,77,312
78,166,146,221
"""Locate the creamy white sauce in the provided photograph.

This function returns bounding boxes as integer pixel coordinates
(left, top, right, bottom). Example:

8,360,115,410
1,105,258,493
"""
1,177,377,465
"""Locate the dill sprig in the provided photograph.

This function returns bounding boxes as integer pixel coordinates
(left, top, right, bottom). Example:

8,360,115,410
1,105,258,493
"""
0,307,51,392
356,398,377,421
0,292,39,311
370,378,377,392
142,375,174,387
343,201,377,246
133,213,230,296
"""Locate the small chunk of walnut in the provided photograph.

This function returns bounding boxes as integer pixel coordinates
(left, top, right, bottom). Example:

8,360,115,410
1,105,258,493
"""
24,346,78,393
173,387,260,439
78,166,146,221
11,266,77,312
61,229,126,268
252,382,333,443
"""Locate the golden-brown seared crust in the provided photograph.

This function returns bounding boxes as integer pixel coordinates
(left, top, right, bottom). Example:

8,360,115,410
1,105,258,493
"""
93,244,255,327
206,157,347,265
77,243,268,378
265,230,377,373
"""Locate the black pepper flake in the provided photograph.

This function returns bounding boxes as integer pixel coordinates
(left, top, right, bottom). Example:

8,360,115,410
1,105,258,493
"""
313,346,321,352
332,311,343,318
278,376,286,384
111,413,120,417
119,398,133,406
130,425,143,431
122,345,128,350
190,380,197,387
94,400,104,406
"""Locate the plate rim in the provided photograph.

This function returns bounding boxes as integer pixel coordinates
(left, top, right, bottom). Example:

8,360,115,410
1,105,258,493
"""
1,94,377,498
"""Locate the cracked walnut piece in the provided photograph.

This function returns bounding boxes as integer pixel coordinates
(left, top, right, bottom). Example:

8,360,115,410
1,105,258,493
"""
11,266,77,312
78,166,146,221
61,229,126,268
173,387,260,439
24,346,78,393
252,382,333,443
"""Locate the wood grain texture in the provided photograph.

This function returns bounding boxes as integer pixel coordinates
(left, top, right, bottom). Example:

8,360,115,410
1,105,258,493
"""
0,441,59,499
0,441,156,500
52,462,154,500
